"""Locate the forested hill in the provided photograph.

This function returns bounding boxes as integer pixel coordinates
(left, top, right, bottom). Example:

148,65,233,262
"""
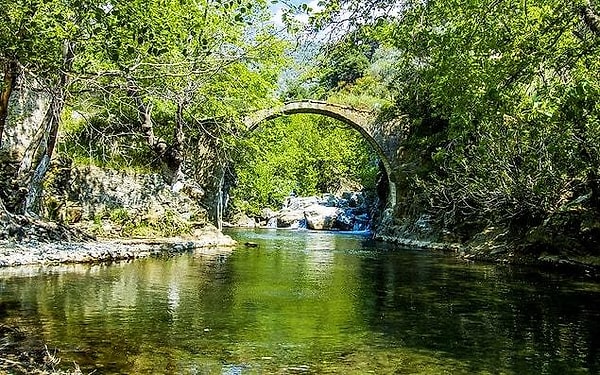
1,0,600,266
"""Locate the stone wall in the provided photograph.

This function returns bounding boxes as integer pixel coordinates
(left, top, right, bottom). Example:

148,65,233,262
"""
44,162,209,234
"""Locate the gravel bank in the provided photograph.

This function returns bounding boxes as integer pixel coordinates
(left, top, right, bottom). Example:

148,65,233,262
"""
0,232,237,267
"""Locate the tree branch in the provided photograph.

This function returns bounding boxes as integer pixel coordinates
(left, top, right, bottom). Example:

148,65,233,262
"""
580,3,600,36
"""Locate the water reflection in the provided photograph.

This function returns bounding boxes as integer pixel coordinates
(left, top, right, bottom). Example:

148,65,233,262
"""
0,230,599,374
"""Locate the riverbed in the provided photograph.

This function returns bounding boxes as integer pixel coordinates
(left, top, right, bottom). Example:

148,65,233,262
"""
1,229,599,374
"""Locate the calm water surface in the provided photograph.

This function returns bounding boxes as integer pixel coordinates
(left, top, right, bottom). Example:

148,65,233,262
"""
1,229,599,374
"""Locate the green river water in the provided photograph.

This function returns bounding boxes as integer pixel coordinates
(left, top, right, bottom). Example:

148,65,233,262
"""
1,229,599,374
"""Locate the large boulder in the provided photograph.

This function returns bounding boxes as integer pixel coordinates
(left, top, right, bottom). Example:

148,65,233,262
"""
285,196,319,210
277,208,306,228
259,192,372,231
231,212,256,228
260,207,278,222
304,204,340,230
319,194,339,207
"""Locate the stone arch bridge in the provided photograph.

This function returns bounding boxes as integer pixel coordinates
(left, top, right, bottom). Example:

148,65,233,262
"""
244,100,405,207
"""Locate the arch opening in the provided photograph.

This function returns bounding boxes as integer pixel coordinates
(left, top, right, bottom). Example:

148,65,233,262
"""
245,101,397,209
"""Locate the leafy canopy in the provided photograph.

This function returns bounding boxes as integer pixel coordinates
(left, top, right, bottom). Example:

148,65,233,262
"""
231,114,379,216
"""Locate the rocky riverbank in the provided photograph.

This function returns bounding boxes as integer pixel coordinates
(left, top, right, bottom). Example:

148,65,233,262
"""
376,231,600,277
375,215,600,278
230,192,373,231
0,209,236,267
0,233,236,268
0,176,236,267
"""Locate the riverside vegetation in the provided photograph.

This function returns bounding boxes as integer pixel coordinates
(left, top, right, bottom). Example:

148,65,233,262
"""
0,0,287,246
1,2,600,269
297,0,600,270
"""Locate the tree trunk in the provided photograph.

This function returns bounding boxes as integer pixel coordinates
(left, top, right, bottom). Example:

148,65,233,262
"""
0,60,18,148
126,80,186,185
16,41,75,215
0,197,13,235
165,101,186,184
126,79,165,154
0,197,8,217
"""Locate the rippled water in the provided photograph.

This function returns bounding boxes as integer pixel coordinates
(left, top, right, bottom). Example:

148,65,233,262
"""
1,229,599,374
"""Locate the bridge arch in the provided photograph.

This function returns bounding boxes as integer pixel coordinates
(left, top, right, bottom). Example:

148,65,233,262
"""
244,100,396,207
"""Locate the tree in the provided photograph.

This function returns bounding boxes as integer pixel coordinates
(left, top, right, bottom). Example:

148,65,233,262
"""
316,29,376,91
0,60,17,146
0,0,73,148
1,0,287,215
72,0,287,183
308,0,600,243
0,0,96,213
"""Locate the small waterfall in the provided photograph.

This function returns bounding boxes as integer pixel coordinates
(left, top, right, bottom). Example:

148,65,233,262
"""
266,217,278,228
290,219,307,229
352,218,370,232
298,218,307,229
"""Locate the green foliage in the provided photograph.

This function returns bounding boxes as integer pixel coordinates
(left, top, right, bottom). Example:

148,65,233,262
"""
284,23,396,111
109,208,130,223
0,0,79,75
58,113,157,172
317,30,376,91
75,0,288,118
6,0,600,248
305,0,600,241
384,0,600,232
3,0,289,183
230,114,379,216
123,210,192,238
93,207,192,238
0,0,290,200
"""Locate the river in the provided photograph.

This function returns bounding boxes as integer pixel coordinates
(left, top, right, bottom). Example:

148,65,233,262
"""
0,229,599,374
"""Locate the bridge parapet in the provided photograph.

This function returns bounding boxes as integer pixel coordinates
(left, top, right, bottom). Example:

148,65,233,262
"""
244,100,375,130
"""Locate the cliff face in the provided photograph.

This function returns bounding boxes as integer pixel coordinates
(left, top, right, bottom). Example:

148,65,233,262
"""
2,73,49,153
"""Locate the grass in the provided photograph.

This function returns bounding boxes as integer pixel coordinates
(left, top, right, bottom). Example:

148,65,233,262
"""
90,207,193,238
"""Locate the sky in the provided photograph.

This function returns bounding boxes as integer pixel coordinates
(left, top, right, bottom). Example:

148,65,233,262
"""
270,0,323,29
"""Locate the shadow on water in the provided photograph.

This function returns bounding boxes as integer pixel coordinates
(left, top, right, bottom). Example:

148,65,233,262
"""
0,228,598,374
357,246,600,374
